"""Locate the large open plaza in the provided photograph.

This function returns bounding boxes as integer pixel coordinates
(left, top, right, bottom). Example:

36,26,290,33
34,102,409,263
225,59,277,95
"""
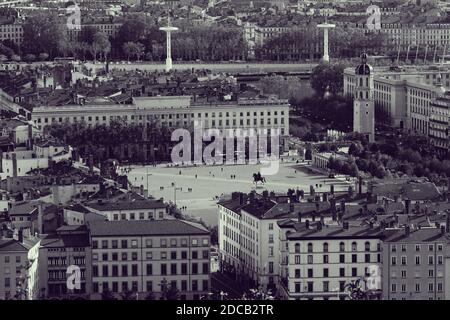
128,160,352,226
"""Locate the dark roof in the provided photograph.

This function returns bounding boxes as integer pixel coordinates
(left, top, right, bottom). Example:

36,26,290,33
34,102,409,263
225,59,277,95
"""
383,228,450,243
264,201,331,219
89,219,209,237
65,204,91,214
286,223,385,240
0,237,39,251
218,198,245,213
372,181,441,201
0,239,29,252
240,198,277,218
9,202,38,216
355,53,373,75
40,234,90,248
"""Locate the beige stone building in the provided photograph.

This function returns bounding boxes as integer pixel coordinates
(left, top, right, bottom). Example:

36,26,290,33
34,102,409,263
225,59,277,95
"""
89,219,211,300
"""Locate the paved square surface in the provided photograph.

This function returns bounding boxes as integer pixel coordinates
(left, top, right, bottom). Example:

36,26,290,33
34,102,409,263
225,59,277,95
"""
128,161,352,226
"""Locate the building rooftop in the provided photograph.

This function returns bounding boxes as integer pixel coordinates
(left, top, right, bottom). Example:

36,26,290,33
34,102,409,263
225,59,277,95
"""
286,223,385,240
65,204,91,214
9,201,38,216
372,181,441,201
89,219,209,237
0,237,39,252
85,199,166,211
40,234,90,248
383,227,450,243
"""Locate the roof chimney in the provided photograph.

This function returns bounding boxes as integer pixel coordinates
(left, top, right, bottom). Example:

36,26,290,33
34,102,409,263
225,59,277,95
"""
340,200,346,213
18,229,23,243
405,225,410,236
343,221,349,230
297,211,302,223
317,222,322,231
305,220,310,229
405,199,411,215
446,213,450,233
239,193,246,205
249,191,255,203
289,203,295,213
441,225,446,235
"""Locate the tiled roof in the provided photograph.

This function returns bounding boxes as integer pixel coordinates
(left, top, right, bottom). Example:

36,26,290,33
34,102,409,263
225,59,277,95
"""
0,239,29,252
40,234,90,248
240,198,277,218
383,228,450,243
264,201,331,219
287,224,385,240
0,237,39,251
65,204,91,214
9,202,38,216
89,219,209,237
372,181,441,201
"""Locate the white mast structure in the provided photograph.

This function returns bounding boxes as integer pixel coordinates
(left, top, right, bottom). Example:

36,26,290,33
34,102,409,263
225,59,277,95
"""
159,14,178,72
317,18,335,63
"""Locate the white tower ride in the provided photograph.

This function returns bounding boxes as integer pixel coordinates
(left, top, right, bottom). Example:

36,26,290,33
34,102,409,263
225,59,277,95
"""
317,22,335,63
159,15,178,72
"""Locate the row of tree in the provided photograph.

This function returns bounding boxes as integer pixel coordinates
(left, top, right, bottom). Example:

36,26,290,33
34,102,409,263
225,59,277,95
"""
347,135,450,184
9,12,247,62
46,120,174,166
255,27,390,61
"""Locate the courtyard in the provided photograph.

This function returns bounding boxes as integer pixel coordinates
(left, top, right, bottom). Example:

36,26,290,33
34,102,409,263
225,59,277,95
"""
128,160,352,226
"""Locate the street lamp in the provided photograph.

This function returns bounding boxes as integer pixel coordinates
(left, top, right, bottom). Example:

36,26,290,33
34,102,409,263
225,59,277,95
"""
171,182,182,207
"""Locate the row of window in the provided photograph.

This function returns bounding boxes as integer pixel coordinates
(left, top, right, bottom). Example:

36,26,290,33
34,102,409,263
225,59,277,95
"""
293,266,372,279
110,211,165,221
293,253,380,264
34,110,286,123
92,279,209,294
92,262,209,277
92,237,209,249
391,282,443,293
392,269,443,279
390,255,443,266
391,244,443,252
92,250,209,262
294,241,377,253
3,255,22,264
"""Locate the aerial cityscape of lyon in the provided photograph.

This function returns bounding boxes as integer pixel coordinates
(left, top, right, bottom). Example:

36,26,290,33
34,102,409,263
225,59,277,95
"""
1,0,450,313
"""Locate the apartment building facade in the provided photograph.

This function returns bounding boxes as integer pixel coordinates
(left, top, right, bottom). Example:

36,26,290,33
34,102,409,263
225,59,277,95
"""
278,221,383,300
32,96,289,136
382,227,450,300
31,96,290,150
429,90,450,153
0,18,122,46
218,192,333,292
0,234,40,300
38,225,92,299
218,193,281,291
89,220,210,300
